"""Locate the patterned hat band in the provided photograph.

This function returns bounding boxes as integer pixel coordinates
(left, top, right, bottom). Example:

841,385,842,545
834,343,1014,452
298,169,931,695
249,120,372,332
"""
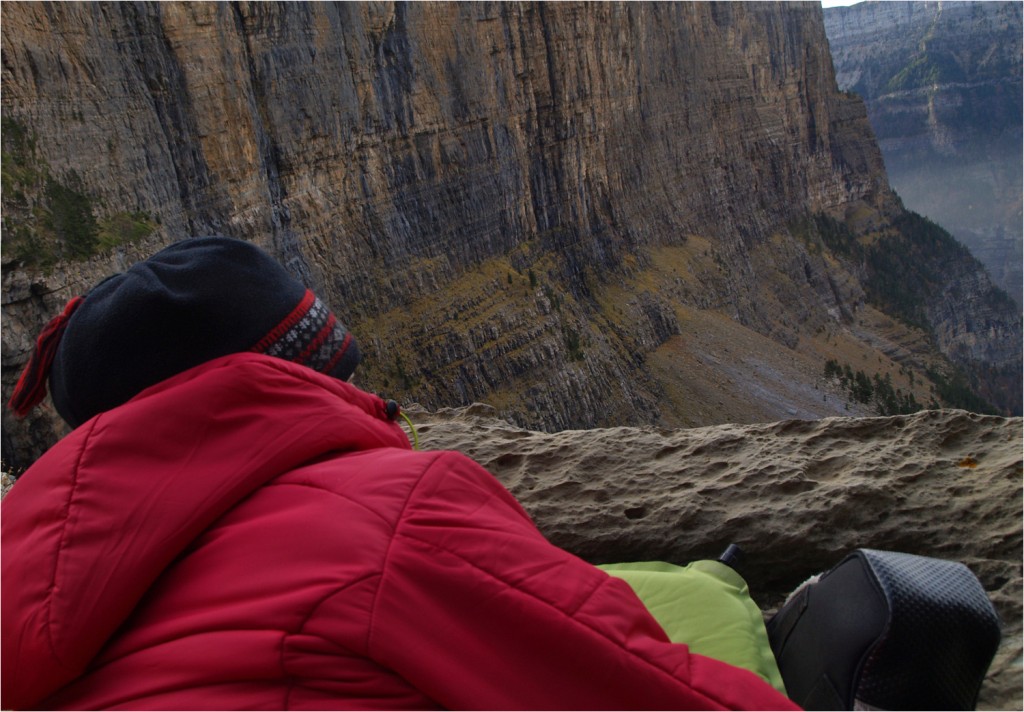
251,289,360,379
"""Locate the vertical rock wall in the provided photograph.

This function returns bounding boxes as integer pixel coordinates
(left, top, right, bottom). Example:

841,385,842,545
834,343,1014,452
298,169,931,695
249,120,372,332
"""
2,1,891,295
6,1,1016,467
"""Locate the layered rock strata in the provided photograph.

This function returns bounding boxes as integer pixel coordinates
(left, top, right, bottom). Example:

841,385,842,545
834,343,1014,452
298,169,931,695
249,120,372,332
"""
1,2,1019,469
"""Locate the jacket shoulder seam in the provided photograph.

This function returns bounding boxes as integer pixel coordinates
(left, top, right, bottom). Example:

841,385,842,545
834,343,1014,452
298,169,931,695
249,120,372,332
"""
365,451,450,656
45,416,100,671
281,570,382,709
263,480,396,529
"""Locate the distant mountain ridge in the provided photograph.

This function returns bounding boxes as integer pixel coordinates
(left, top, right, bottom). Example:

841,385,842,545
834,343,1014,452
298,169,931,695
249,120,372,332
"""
824,0,1023,306
2,2,1020,469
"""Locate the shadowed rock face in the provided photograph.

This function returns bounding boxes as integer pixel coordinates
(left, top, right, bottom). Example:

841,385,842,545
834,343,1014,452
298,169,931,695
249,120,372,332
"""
411,404,1023,711
1,2,1019,471
0,0,882,290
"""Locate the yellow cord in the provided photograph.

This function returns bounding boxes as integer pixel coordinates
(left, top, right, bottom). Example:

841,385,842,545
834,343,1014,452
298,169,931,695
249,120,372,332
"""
399,410,420,450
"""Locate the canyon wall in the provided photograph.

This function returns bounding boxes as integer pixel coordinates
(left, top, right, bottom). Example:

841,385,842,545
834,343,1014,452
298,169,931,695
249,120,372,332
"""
2,1,1019,468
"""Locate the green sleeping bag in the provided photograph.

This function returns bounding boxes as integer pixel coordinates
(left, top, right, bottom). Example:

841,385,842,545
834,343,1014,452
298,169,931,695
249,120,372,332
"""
599,560,787,695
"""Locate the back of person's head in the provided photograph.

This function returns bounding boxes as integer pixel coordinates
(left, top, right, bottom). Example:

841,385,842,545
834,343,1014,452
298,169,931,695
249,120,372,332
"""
9,236,361,428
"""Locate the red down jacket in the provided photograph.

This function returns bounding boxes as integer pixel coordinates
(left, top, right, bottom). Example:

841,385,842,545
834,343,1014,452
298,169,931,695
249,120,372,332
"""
2,353,797,710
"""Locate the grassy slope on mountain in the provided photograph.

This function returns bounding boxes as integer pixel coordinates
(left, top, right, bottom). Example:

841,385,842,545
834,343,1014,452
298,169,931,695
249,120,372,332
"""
350,208,981,433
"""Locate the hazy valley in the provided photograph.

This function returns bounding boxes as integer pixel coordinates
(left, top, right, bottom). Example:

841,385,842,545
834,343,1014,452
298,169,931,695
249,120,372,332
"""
824,0,1023,306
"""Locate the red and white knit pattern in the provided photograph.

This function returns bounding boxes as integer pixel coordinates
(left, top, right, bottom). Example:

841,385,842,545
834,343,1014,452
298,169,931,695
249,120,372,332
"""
252,290,354,375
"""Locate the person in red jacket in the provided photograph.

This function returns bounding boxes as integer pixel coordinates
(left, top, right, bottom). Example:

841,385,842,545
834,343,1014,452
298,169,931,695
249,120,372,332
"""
2,236,797,710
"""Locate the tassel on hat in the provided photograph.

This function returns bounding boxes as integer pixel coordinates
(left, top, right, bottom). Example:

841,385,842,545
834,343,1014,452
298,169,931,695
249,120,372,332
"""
8,296,84,418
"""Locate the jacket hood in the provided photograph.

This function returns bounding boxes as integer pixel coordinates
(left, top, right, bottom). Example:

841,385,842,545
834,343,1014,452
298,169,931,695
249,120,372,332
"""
1,353,410,709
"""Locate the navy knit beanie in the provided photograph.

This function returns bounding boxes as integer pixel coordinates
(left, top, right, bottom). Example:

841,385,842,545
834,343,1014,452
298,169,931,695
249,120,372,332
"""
9,236,361,428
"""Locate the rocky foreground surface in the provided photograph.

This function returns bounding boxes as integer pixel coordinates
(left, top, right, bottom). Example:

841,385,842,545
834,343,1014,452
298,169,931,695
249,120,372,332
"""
409,406,1022,710
4,407,1019,708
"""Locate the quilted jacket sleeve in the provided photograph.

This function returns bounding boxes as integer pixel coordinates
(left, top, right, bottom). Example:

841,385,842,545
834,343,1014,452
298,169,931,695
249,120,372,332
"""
368,452,799,710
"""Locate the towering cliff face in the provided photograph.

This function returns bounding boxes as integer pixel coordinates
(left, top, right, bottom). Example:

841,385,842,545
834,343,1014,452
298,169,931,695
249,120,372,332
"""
824,1,1023,305
2,1,1019,468
2,2,886,269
